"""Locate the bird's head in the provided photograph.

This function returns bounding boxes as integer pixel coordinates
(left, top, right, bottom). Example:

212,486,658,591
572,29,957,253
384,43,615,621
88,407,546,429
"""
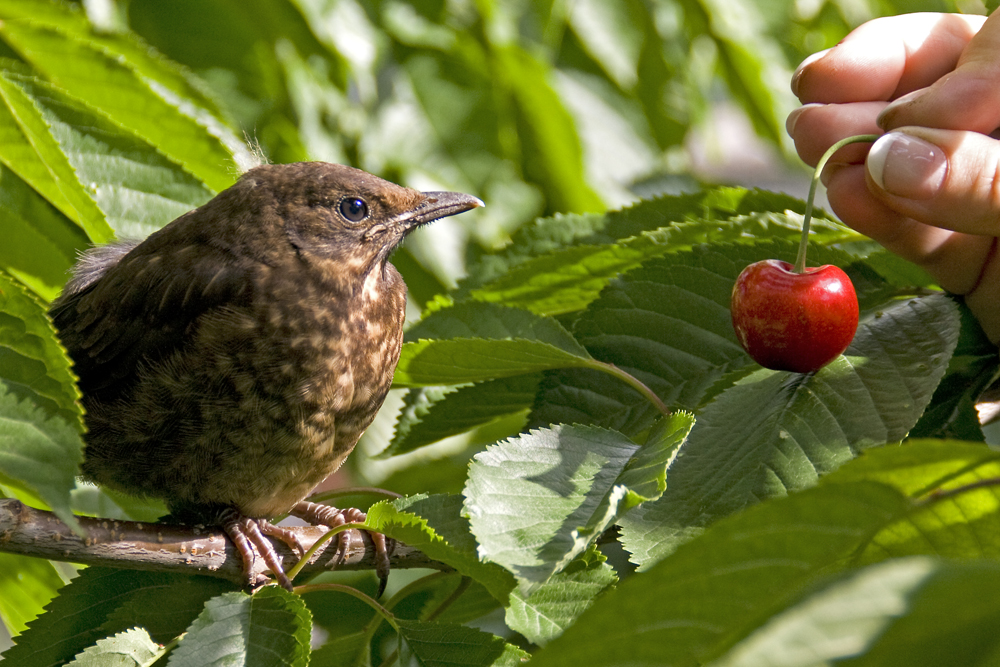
240,162,482,275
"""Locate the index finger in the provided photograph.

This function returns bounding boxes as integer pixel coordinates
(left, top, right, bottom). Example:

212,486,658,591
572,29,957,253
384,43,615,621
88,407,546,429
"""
794,13,985,104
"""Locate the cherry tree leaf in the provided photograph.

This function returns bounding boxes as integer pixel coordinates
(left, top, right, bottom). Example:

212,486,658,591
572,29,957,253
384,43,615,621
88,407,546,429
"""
464,416,691,592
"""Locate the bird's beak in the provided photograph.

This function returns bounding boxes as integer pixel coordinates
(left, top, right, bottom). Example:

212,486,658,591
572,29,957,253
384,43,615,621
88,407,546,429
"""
399,191,484,229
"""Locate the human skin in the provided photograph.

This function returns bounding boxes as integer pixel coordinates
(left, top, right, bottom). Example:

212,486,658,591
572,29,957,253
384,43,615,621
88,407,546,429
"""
787,11,1000,341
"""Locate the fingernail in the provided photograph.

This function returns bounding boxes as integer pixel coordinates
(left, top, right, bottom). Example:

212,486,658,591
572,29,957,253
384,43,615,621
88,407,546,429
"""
867,131,947,199
791,49,831,97
785,104,822,137
876,88,927,129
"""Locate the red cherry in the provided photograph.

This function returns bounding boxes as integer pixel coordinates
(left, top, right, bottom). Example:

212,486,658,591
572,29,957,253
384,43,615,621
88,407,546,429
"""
731,260,859,373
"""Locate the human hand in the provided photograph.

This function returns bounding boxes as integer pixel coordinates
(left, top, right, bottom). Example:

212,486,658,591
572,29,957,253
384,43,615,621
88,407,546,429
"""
786,11,1000,340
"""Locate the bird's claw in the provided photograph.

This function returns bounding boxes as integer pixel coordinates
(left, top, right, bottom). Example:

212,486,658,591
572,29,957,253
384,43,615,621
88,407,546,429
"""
290,500,393,596
220,509,297,591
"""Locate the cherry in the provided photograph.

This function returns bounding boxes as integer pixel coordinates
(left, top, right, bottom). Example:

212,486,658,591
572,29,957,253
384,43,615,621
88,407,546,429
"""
730,134,874,373
731,260,858,373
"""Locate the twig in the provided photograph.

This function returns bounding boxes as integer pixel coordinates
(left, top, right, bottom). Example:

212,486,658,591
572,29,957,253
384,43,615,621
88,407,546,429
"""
0,499,442,586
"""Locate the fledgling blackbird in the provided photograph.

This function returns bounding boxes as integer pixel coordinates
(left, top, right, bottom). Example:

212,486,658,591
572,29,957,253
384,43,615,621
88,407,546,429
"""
49,161,482,590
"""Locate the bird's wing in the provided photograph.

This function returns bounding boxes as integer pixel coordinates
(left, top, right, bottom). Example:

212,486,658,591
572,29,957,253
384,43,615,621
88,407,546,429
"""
50,239,255,401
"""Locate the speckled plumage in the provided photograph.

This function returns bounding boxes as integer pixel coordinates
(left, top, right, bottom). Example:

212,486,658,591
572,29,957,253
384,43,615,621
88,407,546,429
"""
50,161,481,587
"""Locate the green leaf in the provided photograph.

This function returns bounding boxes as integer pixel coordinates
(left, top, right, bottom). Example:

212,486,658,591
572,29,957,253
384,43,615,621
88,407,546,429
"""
0,271,82,423
464,416,691,591
396,619,529,667
466,210,854,316
835,560,1000,666
402,54,503,187
0,554,63,636
421,577,503,626
568,0,645,89
697,0,793,145
0,272,83,529
495,44,603,214
620,294,961,568
0,0,232,124
0,19,241,192
0,373,82,530
529,481,912,667
383,375,538,458
505,548,617,646
70,483,168,523
554,68,659,204
167,588,311,667
824,439,999,496
309,630,368,667
0,0,91,31
100,577,238,643
713,557,1000,666
819,439,1000,564
406,302,589,353
1,568,234,667
0,163,88,302
910,303,998,441
365,493,517,603
866,249,939,289
634,11,686,150
2,71,214,239
0,67,112,245
708,558,938,666
68,628,164,667
469,236,673,316
459,187,845,295
395,303,594,386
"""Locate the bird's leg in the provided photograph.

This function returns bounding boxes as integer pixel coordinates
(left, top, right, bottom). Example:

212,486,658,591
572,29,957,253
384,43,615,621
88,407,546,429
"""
290,500,393,596
219,509,300,591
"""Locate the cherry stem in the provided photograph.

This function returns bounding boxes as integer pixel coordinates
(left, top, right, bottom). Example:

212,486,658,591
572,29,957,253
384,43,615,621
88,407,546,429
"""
793,134,880,274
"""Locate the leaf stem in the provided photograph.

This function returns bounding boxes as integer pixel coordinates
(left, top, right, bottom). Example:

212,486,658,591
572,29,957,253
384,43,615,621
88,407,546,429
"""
284,521,363,582
793,134,879,274
293,582,399,631
587,359,670,416
916,477,1000,506
426,576,472,621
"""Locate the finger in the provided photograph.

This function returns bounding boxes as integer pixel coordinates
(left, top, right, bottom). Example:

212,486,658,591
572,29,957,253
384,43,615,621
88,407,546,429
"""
964,242,1000,342
793,13,985,103
866,127,1000,236
825,164,994,295
879,10,1000,134
787,102,885,166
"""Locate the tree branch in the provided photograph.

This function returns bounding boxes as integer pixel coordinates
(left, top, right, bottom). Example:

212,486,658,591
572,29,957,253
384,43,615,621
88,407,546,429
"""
0,499,442,586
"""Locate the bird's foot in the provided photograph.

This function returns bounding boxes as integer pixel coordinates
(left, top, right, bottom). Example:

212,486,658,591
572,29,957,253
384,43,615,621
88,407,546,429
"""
219,509,305,591
290,500,393,596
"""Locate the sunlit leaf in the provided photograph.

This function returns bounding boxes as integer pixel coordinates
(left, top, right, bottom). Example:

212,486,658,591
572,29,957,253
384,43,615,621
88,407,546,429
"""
67,628,163,667
167,588,311,667
465,416,691,591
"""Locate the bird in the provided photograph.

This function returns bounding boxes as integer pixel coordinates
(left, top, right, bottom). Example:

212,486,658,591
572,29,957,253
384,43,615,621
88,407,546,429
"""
49,161,483,590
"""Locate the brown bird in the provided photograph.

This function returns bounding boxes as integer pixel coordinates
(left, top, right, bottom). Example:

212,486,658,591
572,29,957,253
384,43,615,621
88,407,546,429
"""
49,161,482,590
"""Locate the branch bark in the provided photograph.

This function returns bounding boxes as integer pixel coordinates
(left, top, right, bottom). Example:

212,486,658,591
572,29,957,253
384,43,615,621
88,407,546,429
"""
0,499,442,587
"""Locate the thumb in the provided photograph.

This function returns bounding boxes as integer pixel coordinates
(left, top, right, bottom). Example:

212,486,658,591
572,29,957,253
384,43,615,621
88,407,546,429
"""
866,126,1000,236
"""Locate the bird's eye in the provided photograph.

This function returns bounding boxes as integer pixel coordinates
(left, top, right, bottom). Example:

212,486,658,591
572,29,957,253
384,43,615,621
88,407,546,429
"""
338,197,369,222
